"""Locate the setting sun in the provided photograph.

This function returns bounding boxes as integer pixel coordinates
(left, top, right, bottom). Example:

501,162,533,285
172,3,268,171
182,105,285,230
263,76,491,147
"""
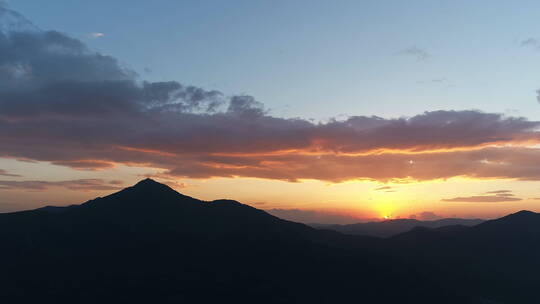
375,201,396,220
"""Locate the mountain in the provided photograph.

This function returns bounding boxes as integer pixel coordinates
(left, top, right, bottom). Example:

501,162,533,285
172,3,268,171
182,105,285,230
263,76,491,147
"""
383,210,540,303
0,179,463,304
2,179,540,303
313,217,484,237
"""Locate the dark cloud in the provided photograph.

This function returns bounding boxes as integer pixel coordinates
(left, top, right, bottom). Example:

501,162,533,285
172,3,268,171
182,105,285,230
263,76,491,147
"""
0,5,38,33
374,186,392,191
0,179,123,191
2,8,540,183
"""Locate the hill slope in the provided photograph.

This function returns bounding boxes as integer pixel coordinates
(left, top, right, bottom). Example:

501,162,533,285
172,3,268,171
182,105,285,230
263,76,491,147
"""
382,210,540,303
0,179,462,304
314,217,484,237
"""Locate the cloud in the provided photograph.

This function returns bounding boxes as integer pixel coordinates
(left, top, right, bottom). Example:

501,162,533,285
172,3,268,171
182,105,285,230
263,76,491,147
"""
0,169,19,177
485,190,512,194
520,38,540,50
442,194,522,203
0,179,123,191
417,78,447,85
443,190,524,202
161,180,187,190
87,32,104,39
0,5,38,33
482,190,516,198
398,46,430,61
409,211,442,221
2,8,540,183
374,186,392,191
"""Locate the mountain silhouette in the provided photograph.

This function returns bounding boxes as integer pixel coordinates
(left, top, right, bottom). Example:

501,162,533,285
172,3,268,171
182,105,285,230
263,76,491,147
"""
0,179,537,303
313,217,484,237
382,210,540,303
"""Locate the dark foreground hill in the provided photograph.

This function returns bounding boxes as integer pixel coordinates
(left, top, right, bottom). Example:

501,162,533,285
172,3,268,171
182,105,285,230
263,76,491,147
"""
384,210,540,303
313,217,484,237
0,179,537,303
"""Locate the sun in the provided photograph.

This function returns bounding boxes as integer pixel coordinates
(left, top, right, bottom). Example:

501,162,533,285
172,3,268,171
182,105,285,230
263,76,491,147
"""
374,200,396,220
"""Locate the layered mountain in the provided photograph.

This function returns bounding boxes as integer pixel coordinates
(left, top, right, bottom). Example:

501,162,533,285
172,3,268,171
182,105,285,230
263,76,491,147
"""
0,179,538,303
384,210,540,303
313,217,484,237
0,179,457,304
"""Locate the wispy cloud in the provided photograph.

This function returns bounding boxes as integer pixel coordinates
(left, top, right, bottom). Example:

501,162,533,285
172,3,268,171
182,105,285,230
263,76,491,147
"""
87,32,105,39
520,38,540,50
398,46,430,61
483,190,516,197
417,78,455,89
442,190,522,203
409,211,442,220
0,169,19,177
0,179,123,191
485,190,512,194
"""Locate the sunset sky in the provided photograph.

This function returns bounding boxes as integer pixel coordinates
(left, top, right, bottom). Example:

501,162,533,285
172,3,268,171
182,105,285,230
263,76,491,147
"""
2,1,540,223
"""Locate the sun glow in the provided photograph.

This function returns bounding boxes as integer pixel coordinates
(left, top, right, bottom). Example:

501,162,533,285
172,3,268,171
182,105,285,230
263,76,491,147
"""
375,201,396,220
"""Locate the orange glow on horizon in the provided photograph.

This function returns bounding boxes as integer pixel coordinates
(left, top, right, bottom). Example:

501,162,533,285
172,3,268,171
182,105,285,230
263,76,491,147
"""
208,140,540,158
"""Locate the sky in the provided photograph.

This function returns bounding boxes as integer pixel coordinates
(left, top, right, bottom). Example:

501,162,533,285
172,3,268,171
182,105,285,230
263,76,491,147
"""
2,1,540,223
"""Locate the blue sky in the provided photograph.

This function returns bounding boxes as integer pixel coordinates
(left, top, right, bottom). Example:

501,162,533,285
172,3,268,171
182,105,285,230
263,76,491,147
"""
10,0,540,120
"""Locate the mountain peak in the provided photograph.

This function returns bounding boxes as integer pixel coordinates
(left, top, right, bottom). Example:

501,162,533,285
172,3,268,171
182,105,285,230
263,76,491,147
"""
81,178,196,210
129,178,181,195
134,178,163,187
502,210,538,221
474,210,540,232
512,210,536,216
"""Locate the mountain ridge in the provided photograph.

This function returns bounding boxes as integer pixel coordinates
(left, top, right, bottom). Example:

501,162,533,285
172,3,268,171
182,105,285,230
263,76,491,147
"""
312,217,484,237
0,179,538,304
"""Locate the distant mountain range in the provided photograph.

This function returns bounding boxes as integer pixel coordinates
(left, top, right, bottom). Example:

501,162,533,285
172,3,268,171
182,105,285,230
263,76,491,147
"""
312,217,485,237
1,179,538,303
